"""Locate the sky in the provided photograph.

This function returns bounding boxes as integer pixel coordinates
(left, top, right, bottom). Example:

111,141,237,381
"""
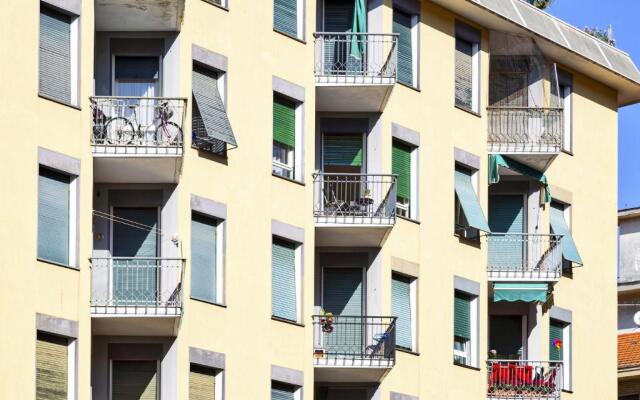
544,0,640,210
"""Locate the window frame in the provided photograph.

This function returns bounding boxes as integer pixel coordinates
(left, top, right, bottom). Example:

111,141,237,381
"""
392,138,418,220
273,0,305,41
454,21,481,114
453,283,479,368
393,6,420,89
271,235,303,324
190,211,225,306
550,317,572,391
391,272,418,352
36,330,77,400
550,199,574,270
454,163,481,241
272,92,303,182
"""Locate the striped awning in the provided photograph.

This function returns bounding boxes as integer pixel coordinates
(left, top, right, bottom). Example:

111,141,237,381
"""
493,282,548,303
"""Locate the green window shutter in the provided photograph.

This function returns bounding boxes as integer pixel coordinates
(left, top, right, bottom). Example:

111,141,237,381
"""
191,213,218,303
488,195,525,269
549,320,564,361
190,364,216,400
455,37,473,109
274,0,297,37
36,332,68,400
322,267,363,316
324,0,354,32
323,135,363,166
272,382,296,400
273,95,296,148
192,64,237,148
38,168,70,265
550,202,583,265
112,360,158,400
392,274,413,350
454,167,490,232
40,6,71,104
272,239,297,321
393,9,413,86
392,141,412,200
454,292,471,340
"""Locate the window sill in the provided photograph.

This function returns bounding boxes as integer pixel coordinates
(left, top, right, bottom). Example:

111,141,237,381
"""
397,80,421,92
202,0,229,11
398,215,420,225
273,29,306,45
191,297,227,308
453,361,481,371
562,389,573,394
37,258,79,271
38,93,81,111
272,316,305,327
396,347,420,356
454,233,481,246
454,104,481,118
272,173,305,186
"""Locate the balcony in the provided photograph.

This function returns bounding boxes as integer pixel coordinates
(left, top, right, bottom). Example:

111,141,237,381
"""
487,107,564,171
487,360,563,400
313,173,397,247
314,33,398,112
95,0,184,31
487,234,562,282
312,315,396,383
90,97,186,183
90,257,185,336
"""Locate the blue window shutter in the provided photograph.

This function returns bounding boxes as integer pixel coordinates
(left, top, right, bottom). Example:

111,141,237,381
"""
549,320,564,361
488,195,525,269
274,0,298,37
393,9,413,86
272,239,297,321
454,167,490,232
271,382,296,400
392,274,413,350
191,214,218,303
38,168,70,265
454,292,471,340
39,6,71,104
550,202,583,265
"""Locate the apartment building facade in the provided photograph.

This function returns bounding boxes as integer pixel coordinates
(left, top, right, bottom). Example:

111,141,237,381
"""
0,0,637,399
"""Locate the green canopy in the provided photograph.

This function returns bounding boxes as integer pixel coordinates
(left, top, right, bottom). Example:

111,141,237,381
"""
489,155,551,203
493,282,548,303
350,0,367,59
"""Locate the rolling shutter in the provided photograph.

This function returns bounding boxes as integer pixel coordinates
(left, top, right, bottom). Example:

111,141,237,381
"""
392,274,412,350
455,37,473,109
323,0,355,74
39,6,71,104
192,65,237,147
454,167,490,232
392,141,412,200
323,135,363,166
324,0,353,32
454,292,471,340
550,202,583,265
273,95,296,148
272,239,297,321
112,360,158,400
191,214,218,303
274,0,298,37
488,195,525,269
36,332,68,400
322,267,363,353
190,364,216,400
549,320,564,361
271,382,296,400
393,9,413,86
38,168,70,265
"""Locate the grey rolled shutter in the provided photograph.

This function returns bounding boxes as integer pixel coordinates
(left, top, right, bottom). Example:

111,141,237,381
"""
39,6,71,104
112,360,158,400
393,9,413,86
271,382,296,400
36,332,68,400
272,239,297,321
455,37,473,109
274,0,298,37
454,292,471,340
392,274,412,350
488,195,525,270
38,168,70,265
192,65,237,148
190,364,216,400
549,320,564,361
191,214,218,303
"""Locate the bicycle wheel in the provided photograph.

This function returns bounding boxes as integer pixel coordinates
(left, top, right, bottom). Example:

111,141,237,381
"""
157,121,183,146
104,117,135,145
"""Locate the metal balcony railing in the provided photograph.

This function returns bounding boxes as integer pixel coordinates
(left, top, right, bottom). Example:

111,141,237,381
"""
487,234,563,281
314,32,398,85
487,107,563,153
90,96,187,154
313,173,397,225
487,360,563,399
90,257,185,316
312,315,397,368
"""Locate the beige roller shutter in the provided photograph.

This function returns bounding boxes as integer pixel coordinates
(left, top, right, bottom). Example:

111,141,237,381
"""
112,360,158,400
190,364,216,400
36,332,68,400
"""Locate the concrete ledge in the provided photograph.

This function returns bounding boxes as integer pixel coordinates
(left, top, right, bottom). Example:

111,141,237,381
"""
550,306,572,324
390,392,418,400
190,346,226,370
392,123,420,147
39,147,80,176
43,0,81,15
273,76,305,103
454,147,480,170
391,256,419,278
192,44,228,72
271,364,304,387
191,194,227,220
36,313,78,338
549,185,572,205
272,219,304,244
392,0,420,15
454,275,480,296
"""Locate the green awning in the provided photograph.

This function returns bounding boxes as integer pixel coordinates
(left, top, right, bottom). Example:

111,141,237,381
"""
493,283,548,303
350,0,367,59
550,202,583,265
489,155,551,203
455,168,491,232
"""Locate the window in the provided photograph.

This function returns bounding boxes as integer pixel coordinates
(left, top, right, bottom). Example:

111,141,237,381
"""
272,237,301,322
204,0,226,7
392,273,416,351
453,291,472,365
272,381,300,400
274,0,303,39
392,139,415,218
273,95,297,179
190,364,220,400
192,62,237,154
111,360,158,399
36,332,76,400
550,319,571,390
39,3,78,106
455,21,480,112
393,8,418,87
454,165,489,240
550,201,583,267
558,70,573,153
38,167,77,267
191,213,223,304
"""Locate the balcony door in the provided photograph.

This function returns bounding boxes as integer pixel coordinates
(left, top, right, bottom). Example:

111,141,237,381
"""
489,194,525,271
111,360,159,400
112,56,161,131
322,0,364,75
321,133,365,213
489,315,526,360
111,207,159,305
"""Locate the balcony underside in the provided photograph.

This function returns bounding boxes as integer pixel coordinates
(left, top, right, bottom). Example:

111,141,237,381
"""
93,154,182,183
314,365,391,383
488,150,558,172
315,84,393,112
91,314,180,336
315,225,392,247
95,0,184,31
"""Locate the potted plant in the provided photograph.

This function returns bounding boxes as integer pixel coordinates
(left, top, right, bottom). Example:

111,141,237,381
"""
526,0,553,9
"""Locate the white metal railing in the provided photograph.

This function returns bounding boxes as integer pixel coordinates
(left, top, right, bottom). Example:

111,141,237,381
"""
314,32,398,84
91,96,186,151
487,234,563,281
313,173,397,225
487,360,563,399
487,107,563,153
90,257,185,315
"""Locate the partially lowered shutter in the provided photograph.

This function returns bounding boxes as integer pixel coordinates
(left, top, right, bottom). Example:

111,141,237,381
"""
274,0,297,37
273,95,296,147
393,9,413,86
36,332,68,400
392,274,412,350
40,6,71,103
272,239,297,321
190,364,216,400
550,202,583,265
549,320,564,361
454,167,490,232
271,382,296,400
454,292,471,340
38,168,70,265
323,135,363,166
191,214,218,303
112,360,158,400
455,37,473,109
392,141,411,200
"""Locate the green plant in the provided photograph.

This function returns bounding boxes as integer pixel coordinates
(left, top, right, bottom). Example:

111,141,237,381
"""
526,0,553,9
584,26,616,46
